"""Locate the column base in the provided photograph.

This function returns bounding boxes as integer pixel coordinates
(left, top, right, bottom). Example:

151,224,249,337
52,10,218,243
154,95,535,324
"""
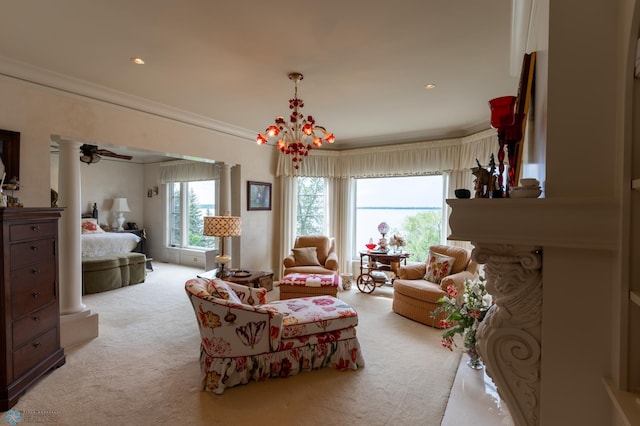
60,309,99,348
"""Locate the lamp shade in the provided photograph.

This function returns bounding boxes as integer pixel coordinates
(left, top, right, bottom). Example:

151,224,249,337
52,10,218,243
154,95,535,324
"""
112,197,130,212
204,216,242,237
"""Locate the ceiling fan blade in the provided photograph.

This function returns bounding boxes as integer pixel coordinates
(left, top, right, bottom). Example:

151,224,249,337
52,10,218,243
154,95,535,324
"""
95,149,133,160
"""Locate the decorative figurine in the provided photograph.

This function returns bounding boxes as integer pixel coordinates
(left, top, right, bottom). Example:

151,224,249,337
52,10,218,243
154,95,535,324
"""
472,155,499,198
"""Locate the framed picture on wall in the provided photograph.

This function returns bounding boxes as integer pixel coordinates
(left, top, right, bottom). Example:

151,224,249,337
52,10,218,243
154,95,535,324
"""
0,129,20,190
247,181,271,211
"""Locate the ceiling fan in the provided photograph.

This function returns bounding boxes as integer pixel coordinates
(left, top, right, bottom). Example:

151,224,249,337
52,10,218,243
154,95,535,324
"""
80,144,132,164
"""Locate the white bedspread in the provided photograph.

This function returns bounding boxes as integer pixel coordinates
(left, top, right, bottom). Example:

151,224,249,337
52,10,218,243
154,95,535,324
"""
82,233,141,258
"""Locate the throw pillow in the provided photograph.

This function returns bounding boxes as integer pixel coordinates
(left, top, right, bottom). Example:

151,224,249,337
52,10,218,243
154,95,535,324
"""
81,218,105,234
209,279,242,304
292,247,322,266
424,251,455,284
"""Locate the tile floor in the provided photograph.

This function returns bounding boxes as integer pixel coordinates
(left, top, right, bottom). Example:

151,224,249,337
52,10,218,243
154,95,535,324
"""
441,353,514,425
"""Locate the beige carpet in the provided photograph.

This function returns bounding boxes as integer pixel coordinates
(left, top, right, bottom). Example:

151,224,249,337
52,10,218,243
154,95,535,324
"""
9,263,461,426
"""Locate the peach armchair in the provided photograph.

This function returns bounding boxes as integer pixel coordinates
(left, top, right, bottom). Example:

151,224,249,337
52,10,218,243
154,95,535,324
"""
282,235,339,276
392,244,479,328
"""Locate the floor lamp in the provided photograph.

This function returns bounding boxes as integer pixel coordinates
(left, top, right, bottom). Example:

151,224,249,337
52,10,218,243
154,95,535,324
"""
203,215,242,278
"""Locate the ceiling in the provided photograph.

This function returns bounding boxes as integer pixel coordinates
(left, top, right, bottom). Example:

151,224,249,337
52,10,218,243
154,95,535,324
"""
0,0,519,161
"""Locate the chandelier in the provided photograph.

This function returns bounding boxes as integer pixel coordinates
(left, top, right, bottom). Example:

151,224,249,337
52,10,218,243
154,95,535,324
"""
257,73,335,169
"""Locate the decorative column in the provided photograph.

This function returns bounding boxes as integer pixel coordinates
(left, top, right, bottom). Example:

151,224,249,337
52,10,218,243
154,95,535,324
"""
57,139,85,314
473,243,542,426
55,137,99,347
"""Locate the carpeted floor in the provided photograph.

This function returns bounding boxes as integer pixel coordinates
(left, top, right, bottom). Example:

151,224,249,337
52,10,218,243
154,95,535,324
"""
8,263,460,426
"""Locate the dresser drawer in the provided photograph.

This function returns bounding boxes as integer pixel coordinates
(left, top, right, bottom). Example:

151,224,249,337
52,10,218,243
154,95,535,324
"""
13,327,58,379
11,258,55,292
12,280,56,320
9,222,56,243
11,251,56,320
10,239,55,269
13,302,58,348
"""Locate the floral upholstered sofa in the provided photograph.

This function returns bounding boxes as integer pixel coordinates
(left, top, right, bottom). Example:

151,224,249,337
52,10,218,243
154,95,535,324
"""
185,277,365,394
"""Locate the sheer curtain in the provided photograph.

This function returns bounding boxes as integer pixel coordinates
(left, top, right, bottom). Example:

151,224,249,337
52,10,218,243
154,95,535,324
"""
327,177,354,274
279,176,298,275
276,129,499,270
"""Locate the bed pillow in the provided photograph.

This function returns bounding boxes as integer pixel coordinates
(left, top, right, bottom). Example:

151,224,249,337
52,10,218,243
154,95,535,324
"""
424,251,455,284
81,218,105,234
292,247,322,266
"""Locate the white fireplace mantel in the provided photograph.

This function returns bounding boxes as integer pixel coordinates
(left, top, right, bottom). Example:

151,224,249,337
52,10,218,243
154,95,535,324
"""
446,197,618,426
447,198,618,251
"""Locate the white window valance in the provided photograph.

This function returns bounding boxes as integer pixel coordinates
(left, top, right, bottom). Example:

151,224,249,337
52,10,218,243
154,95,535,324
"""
276,129,499,178
159,160,220,183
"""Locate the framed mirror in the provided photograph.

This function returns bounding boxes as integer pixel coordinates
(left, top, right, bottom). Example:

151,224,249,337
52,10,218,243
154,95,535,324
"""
0,129,20,190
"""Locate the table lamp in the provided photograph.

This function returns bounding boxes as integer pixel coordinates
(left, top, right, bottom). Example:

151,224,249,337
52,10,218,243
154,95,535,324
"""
203,215,242,278
112,197,131,231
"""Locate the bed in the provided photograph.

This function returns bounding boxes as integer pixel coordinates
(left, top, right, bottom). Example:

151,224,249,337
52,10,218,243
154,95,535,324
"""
80,218,146,294
81,232,141,258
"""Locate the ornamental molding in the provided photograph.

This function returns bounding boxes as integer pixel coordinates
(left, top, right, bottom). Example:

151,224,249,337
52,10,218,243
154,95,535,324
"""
474,243,542,426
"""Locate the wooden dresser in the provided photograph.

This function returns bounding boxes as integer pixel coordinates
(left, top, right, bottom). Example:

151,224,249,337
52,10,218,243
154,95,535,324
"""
0,208,65,410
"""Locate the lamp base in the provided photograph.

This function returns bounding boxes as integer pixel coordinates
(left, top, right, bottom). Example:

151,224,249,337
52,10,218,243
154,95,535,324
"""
215,254,231,278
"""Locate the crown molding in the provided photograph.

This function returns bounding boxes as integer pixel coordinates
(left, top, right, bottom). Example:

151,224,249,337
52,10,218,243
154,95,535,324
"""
0,55,257,141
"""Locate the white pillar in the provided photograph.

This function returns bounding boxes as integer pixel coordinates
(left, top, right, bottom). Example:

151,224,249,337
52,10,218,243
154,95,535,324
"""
57,140,85,314
56,138,98,346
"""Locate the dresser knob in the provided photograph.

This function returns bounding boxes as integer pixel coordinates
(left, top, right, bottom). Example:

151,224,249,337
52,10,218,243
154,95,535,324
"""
33,315,40,322
31,225,39,231
33,341,41,348
32,291,40,299
32,268,40,275
31,246,38,251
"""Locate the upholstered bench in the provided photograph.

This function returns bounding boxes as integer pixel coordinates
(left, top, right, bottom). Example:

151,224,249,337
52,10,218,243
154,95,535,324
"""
82,252,147,294
279,273,340,300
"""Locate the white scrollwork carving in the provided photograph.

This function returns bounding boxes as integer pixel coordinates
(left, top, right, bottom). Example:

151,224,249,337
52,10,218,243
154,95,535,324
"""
473,243,542,426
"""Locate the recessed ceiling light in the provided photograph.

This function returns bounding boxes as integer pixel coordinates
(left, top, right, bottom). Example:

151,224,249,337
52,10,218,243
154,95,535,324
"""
130,57,145,65
424,83,436,89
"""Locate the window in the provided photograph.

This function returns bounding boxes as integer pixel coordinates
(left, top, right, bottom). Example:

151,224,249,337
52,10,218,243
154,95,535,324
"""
355,175,444,261
169,180,217,249
296,177,327,236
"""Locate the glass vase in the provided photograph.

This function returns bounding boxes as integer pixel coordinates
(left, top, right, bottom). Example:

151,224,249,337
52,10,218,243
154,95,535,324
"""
466,350,483,370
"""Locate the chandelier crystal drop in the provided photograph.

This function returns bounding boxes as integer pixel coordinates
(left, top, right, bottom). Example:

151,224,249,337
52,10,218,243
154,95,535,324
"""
257,73,335,169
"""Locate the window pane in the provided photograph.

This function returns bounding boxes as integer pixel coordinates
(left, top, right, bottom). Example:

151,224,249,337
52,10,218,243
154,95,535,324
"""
297,177,325,236
186,181,216,249
355,176,443,262
168,180,217,249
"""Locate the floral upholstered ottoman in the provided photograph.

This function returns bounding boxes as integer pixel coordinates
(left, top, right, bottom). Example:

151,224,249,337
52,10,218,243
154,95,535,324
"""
279,273,340,300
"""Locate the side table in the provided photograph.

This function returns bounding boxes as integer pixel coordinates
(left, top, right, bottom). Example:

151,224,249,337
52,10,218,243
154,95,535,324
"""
199,269,274,290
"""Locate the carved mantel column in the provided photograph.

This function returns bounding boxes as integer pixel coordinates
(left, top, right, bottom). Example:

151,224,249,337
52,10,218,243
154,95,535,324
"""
446,197,617,426
473,243,542,426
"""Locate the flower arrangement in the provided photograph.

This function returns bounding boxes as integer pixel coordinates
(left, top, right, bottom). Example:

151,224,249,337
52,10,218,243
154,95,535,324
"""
431,275,492,368
389,234,406,252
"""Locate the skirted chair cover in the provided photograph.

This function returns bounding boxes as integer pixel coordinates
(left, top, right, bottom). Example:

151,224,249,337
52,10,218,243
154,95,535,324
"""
392,245,479,328
185,277,364,394
282,235,339,276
